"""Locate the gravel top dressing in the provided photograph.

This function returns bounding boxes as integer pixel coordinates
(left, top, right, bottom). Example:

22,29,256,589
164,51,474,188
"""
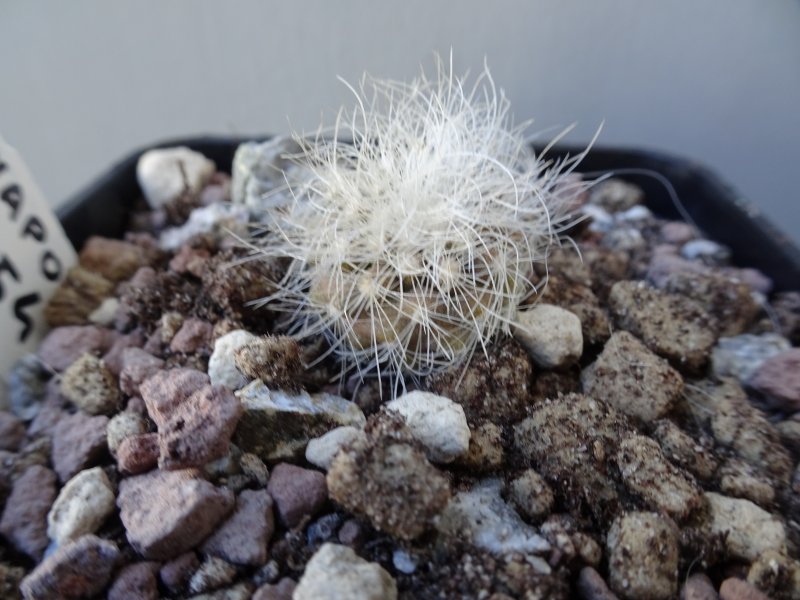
2,61,800,600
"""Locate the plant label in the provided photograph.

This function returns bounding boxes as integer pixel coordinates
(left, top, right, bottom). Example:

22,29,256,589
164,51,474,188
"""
0,134,77,407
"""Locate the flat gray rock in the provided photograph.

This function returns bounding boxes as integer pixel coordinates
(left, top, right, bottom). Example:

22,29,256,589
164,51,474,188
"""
235,381,365,461
437,479,550,556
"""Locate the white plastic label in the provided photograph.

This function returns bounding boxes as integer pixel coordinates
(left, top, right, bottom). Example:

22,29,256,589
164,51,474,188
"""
0,134,77,401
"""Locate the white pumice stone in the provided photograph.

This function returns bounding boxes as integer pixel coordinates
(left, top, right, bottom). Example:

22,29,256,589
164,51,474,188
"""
88,297,120,327
513,304,583,369
106,411,148,455
681,239,730,262
208,329,258,390
705,492,787,561
136,146,215,208
616,204,653,221
158,202,249,250
385,391,470,463
582,204,614,232
306,426,366,471
294,543,397,600
437,479,551,556
47,467,115,546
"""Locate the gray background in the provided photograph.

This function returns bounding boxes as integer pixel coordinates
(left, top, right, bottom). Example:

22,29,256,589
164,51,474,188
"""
1,1,798,243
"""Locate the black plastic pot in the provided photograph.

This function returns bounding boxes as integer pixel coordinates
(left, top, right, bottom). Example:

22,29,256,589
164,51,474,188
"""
58,136,800,292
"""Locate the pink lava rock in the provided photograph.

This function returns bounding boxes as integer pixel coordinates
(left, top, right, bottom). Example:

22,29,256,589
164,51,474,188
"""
576,566,618,600
120,265,158,293
27,395,70,439
140,368,241,470
0,412,25,451
51,412,109,482
338,519,365,548
160,552,200,595
143,327,168,357
157,384,243,470
119,348,165,397
126,395,148,415
253,578,297,600
103,330,146,376
266,463,328,528
202,489,275,566
117,469,234,560
681,573,718,600
169,245,211,277
660,221,696,245
726,267,773,295
647,253,710,289
107,562,160,600
169,318,213,354
38,325,114,371
117,433,160,475
20,534,119,600
0,465,57,560
140,368,209,426
749,348,800,412
719,578,769,600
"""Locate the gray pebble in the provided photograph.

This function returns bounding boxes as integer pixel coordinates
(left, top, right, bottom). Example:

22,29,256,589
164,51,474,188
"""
711,333,790,383
392,549,417,574
682,239,730,263
307,513,344,546
7,354,50,421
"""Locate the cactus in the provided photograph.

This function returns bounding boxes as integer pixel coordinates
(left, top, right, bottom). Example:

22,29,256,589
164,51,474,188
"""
250,56,589,394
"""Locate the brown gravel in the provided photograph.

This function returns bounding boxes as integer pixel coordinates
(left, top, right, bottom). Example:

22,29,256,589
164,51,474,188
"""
427,337,533,425
327,412,451,540
4,169,800,599
608,280,719,372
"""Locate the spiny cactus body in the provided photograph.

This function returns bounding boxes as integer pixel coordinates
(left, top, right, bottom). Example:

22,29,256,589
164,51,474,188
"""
252,58,589,393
